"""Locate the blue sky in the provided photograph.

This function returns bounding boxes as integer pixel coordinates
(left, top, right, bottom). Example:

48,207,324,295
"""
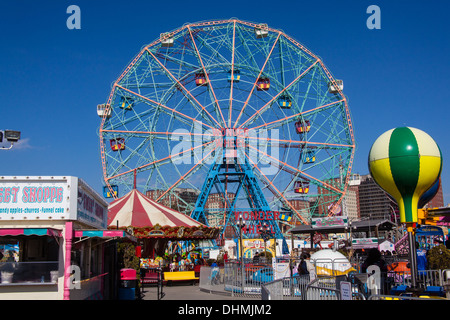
1,0,449,205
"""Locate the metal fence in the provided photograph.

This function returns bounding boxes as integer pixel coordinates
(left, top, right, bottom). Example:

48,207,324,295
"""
199,262,450,300
223,260,268,296
261,275,310,300
199,259,282,298
199,266,226,294
262,275,366,300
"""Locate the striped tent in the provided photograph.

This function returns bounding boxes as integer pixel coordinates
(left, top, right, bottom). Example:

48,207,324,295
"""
107,189,219,239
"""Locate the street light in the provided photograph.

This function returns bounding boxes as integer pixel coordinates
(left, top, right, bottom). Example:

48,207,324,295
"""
0,130,21,150
237,214,246,293
258,222,272,264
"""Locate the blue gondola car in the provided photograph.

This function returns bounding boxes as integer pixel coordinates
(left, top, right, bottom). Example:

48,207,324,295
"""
120,97,134,110
227,69,240,82
303,150,316,164
278,95,292,109
103,185,118,198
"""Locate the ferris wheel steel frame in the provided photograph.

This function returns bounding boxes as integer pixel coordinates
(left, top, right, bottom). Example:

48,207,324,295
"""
99,19,356,240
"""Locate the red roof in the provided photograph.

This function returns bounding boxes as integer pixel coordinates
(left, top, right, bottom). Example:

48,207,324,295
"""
107,189,204,228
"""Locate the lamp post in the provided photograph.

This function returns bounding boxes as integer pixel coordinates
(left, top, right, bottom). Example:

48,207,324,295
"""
0,130,21,150
258,222,272,264
237,214,246,293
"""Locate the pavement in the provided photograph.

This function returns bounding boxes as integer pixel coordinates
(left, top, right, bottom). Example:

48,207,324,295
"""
141,283,257,300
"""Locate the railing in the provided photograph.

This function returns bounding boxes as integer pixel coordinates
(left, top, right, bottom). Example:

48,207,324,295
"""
350,269,449,298
368,294,445,300
223,260,272,297
261,275,310,300
199,266,226,294
262,275,366,300
0,261,59,284
200,260,450,300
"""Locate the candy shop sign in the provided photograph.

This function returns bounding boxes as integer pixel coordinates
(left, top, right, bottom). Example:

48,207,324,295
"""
0,176,107,229
0,177,71,220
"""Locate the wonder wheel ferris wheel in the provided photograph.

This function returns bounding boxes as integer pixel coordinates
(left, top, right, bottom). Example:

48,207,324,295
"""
98,19,355,237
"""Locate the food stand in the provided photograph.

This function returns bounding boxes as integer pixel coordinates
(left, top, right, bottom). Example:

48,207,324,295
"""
0,176,133,300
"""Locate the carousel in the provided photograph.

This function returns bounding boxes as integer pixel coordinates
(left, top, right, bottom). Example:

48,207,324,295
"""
107,189,220,270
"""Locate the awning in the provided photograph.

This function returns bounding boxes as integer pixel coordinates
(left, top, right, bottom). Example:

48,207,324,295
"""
288,219,397,235
74,229,136,242
0,228,62,237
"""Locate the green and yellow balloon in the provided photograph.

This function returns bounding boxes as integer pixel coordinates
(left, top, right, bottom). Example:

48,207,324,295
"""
368,127,442,224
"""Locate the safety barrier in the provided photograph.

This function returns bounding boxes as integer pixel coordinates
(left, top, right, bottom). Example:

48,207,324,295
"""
368,294,446,300
262,274,366,300
350,269,450,298
261,275,310,300
200,262,450,300
199,266,226,294
223,260,267,297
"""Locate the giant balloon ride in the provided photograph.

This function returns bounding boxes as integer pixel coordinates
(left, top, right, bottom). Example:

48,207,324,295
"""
368,127,442,289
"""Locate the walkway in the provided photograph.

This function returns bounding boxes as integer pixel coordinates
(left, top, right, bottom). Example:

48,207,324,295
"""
141,283,257,300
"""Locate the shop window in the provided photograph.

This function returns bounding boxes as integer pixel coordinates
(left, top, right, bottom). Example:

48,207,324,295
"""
72,238,103,280
0,236,59,284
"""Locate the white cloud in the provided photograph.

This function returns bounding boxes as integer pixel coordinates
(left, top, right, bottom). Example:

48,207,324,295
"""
0,137,32,150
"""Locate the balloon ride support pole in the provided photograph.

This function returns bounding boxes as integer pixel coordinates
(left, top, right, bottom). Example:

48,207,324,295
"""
407,225,419,292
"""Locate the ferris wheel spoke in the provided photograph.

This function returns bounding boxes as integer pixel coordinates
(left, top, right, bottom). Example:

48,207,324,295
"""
248,99,345,132
156,143,218,202
237,59,320,130
190,27,231,66
234,25,262,76
107,140,215,182
101,129,212,142
228,20,237,128
246,135,354,149
243,150,308,224
109,137,152,177
145,48,223,129
246,143,342,195
233,32,281,128
187,25,226,127
115,84,216,131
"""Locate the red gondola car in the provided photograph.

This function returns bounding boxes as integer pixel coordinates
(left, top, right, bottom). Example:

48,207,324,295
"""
295,120,311,134
256,76,270,91
294,179,310,194
195,73,208,86
110,138,125,151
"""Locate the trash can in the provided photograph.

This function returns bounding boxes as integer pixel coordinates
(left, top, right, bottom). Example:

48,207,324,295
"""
119,268,138,300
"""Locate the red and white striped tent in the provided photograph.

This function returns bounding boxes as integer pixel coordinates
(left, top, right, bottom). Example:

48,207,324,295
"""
107,189,219,240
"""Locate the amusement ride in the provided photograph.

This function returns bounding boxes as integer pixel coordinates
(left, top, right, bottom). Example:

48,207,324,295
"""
97,19,356,247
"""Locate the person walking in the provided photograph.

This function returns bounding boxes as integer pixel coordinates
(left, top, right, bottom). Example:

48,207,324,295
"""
361,248,387,273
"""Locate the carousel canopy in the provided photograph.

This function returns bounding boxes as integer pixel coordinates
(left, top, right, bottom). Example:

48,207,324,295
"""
107,189,204,228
